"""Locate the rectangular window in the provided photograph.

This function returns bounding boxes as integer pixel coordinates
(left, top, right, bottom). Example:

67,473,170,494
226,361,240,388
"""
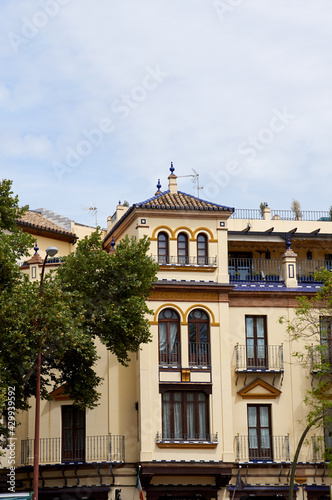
246,316,267,369
62,406,85,462
320,316,332,367
162,391,209,441
247,404,272,460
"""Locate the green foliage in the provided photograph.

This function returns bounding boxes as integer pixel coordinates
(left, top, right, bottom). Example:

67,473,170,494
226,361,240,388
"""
259,202,267,218
56,232,159,365
282,270,332,461
0,180,34,291
0,182,159,411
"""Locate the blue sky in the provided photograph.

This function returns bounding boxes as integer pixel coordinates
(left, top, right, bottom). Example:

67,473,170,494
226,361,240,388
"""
1,0,332,227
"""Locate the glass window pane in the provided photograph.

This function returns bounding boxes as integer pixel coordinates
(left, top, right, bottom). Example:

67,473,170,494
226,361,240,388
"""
246,317,254,338
248,406,257,426
257,318,265,338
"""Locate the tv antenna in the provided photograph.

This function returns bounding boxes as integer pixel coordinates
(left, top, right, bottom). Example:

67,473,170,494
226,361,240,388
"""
81,204,98,227
177,169,204,198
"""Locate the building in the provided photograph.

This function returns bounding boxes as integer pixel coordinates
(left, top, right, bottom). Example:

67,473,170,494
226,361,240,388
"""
1,166,332,500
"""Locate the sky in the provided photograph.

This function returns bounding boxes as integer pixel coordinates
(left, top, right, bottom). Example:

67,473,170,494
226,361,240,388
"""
1,0,332,228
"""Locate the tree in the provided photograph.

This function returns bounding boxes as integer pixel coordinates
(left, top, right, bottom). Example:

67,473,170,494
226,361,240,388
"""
280,268,332,462
0,180,159,411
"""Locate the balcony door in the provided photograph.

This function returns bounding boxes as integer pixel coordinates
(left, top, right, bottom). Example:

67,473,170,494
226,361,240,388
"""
246,316,267,369
62,405,85,462
248,404,272,460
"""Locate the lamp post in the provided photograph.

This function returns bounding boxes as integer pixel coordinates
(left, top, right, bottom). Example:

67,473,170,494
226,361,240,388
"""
33,246,58,500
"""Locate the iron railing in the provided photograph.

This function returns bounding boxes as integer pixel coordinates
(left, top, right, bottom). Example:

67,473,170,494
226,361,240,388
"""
230,209,330,221
189,342,210,367
297,260,332,282
235,435,290,462
21,435,125,465
312,436,332,462
159,341,181,366
229,258,282,282
154,255,217,266
235,345,283,371
156,432,218,443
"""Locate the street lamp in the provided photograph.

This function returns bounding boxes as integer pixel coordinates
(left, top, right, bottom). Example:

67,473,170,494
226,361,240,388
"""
33,246,58,500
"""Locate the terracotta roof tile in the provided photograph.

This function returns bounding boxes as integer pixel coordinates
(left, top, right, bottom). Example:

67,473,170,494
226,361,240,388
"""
134,190,234,212
17,211,77,240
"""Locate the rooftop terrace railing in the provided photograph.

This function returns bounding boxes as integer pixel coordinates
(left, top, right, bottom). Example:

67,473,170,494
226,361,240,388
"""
229,258,282,282
297,260,332,282
230,209,331,221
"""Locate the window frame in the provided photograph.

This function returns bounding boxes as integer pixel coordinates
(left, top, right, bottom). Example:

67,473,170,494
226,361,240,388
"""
157,231,169,264
61,405,86,462
245,315,268,369
177,232,189,264
158,308,181,367
247,404,272,460
320,316,332,367
188,309,210,367
197,233,208,265
162,390,210,441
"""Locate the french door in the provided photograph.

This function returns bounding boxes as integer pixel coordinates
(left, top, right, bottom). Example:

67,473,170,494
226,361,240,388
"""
248,404,272,460
62,405,85,462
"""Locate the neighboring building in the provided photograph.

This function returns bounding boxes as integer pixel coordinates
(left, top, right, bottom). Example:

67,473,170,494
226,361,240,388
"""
1,167,332,500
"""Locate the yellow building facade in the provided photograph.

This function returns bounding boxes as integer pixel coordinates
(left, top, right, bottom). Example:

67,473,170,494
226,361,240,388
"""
1,170,332,500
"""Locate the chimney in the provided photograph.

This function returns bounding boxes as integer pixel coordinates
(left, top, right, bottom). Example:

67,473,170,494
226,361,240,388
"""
168,162,177,193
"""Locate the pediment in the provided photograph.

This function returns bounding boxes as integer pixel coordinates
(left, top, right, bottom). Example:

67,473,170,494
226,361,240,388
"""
238,378,281,399
49,385,70,401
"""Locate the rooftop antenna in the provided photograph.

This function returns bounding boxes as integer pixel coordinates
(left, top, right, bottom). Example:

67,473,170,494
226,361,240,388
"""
81,204,98,227
177,168,204,198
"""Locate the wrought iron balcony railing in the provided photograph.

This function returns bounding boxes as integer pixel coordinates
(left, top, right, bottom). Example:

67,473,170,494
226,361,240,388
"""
235,435,290,462
189,342,210,367
235,344,284,372
229,258,282,282
159,341,181,367
21,435,125,465
154,255,217,266
297,260,332,282
312,436,332,462
230,209,330,221
156,432,218,444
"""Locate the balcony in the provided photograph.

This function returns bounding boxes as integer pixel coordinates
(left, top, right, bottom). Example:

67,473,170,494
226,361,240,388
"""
235,434,290,462
297,259,332,282
312,436,332,462
21,435,125,465
235,344,284,372
154,255,217,267
159,341,181,367
156,431,218,447
229,258,282,282
231,209,330,221
189,342,210,368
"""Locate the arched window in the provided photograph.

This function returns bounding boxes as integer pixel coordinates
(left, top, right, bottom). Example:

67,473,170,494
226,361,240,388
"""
159,308,180,366
177,232,188,264
157,232,169,264
197,233,208,265
188,309,210,367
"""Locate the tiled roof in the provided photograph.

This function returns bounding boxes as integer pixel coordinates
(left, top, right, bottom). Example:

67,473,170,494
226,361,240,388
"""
17,211,77,241
134,190,234,212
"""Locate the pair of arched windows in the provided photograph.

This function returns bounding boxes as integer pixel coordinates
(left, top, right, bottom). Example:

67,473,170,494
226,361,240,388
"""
158,308,210,367
157,232,208,265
